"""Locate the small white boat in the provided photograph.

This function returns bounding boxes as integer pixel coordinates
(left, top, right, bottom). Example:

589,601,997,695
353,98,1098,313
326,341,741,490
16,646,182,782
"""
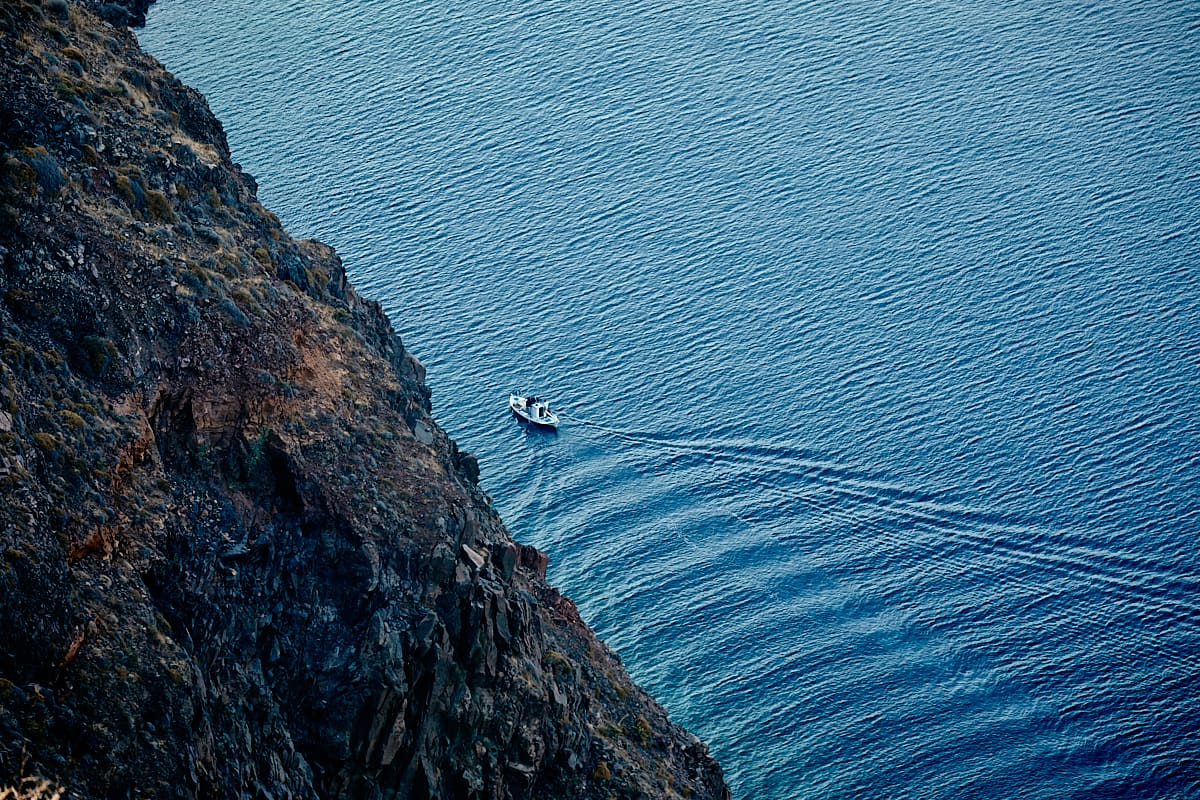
509,393,559,429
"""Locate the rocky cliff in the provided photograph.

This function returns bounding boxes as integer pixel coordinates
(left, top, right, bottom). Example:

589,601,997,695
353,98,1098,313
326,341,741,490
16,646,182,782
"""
0,2,729,797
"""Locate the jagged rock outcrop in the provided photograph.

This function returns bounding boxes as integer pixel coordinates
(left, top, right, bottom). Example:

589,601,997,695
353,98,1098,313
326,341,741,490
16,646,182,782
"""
0,2,729,798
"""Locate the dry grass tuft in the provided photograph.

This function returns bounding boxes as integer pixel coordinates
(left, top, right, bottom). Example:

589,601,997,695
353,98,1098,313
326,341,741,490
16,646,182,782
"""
0,777,65,800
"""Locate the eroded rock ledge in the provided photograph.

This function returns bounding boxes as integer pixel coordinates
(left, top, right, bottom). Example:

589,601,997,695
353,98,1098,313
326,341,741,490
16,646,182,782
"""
0,2,729,797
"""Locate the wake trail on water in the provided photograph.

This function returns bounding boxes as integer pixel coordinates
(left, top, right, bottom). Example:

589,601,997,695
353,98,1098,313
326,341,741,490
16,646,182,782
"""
552,407,1200,631
533,410,1200,800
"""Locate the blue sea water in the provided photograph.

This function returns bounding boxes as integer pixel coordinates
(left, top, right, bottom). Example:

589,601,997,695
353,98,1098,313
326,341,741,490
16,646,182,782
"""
139,1,1200,797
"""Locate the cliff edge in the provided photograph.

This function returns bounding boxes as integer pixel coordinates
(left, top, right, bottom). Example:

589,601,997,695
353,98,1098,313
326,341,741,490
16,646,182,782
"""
0,2,729,797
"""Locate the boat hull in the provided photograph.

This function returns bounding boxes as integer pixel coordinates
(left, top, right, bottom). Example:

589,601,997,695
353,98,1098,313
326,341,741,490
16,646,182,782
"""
509,394,559,429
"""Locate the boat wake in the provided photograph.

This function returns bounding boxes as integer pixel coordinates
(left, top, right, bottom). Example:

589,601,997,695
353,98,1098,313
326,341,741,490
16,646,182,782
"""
494,412,1200,799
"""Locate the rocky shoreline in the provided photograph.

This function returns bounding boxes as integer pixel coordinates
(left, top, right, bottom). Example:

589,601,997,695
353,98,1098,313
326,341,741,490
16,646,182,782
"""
0,1,729,797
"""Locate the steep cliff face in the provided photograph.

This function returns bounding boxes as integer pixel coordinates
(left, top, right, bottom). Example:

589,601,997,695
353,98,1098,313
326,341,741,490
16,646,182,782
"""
0,2,729,798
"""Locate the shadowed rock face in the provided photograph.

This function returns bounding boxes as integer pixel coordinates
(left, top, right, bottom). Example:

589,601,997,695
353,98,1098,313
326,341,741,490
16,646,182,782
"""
78,0,152,27
0,2,729,798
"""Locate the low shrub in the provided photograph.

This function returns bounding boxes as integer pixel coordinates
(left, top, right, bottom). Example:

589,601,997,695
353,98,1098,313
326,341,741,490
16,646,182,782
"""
119,65,147,89
5,288,41,318
219,298,249,327
76,334,117,378
230,285,260,313
32,431,62,458
634,716,652,745
24,148,65,196
145,189,174,222
113,174,143,210
2,157,36,197
4,148,64,198
598,720,623,738
54,79,76,102
59,409,86,430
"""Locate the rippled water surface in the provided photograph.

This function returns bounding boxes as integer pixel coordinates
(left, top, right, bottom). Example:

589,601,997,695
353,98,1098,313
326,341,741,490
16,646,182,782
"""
141,1,1200,796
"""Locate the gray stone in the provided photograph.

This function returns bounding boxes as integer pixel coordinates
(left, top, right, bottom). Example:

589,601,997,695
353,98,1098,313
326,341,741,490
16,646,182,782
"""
402,351,426,385
429,543,455,583
460,544,485,571
498,542,518,581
